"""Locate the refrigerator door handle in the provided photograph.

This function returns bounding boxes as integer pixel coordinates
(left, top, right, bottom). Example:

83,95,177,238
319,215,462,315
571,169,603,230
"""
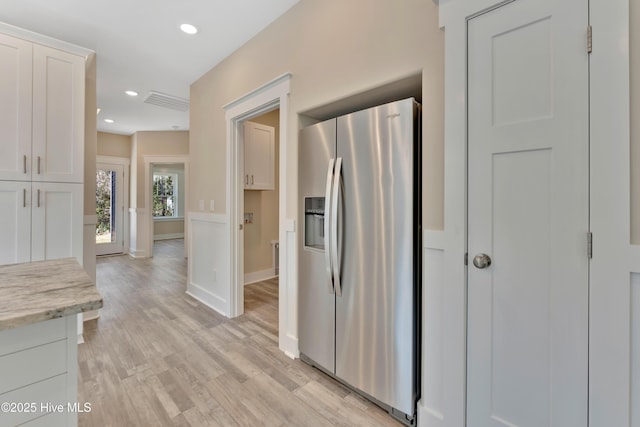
331,157,342,297
324,158,335,294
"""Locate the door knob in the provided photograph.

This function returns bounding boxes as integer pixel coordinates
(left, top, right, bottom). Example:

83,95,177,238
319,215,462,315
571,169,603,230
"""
473,253,492,269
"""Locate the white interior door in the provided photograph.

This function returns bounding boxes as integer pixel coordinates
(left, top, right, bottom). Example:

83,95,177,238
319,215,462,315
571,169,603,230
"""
467,1,589,426
96,163,125,255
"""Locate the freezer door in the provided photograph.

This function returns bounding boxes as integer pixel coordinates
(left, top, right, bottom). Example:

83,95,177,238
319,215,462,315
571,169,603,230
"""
298,119,336,373
335,98,419,416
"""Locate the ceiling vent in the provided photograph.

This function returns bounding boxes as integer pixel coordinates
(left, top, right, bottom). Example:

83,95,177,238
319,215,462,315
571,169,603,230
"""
144,91,190,112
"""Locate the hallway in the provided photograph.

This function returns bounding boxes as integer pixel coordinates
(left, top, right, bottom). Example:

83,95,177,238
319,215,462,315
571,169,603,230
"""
78,240,400,426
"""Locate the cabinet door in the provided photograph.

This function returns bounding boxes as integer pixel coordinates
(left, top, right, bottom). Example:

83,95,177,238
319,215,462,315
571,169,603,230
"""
31,182,83,263
0,34,32,181
244,121,275,190
32,44,85,183
0,181,31,264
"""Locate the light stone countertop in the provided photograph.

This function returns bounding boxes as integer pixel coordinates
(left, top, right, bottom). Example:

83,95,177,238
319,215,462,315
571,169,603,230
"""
0,258,103,331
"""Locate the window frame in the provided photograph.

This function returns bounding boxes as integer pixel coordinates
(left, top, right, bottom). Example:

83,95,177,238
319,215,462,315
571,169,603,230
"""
152,172,179,219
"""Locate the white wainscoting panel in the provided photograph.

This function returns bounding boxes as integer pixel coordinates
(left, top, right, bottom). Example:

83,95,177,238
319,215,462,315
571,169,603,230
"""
129,208,147,258
281,226,299,359
187,213,230,317
421,230,446,422
632,272,640,427
419,230,446,424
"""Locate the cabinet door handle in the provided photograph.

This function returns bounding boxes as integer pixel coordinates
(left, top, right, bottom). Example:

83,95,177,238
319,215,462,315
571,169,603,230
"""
251,174,254,185
23,155,27,174
37,189,40,208
23,189,26,208
37,156,41,175
245,174,249,185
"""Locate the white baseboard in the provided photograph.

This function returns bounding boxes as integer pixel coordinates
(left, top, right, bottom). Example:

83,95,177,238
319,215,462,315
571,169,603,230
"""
244,268,277,285
154,233,185,241
129,249,147,258
280,333,299,359
186,283,228,317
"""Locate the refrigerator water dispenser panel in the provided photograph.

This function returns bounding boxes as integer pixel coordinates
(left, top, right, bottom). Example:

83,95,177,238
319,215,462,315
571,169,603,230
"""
304,197,325,250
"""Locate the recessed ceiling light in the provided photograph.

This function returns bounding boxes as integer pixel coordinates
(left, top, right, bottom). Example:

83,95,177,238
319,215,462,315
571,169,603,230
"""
125,90,139,97
104,119,115,124
180,23,198,35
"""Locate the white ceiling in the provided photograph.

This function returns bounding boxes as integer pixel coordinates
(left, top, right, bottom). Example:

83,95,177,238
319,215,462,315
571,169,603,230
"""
0,0,299,135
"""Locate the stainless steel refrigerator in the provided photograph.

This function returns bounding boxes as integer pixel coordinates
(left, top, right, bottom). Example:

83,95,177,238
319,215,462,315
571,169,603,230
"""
299,98,421,425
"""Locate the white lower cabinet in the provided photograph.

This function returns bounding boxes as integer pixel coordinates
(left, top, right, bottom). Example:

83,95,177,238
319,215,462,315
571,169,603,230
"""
31,182,83,262
0,181,31,265
0,181,82,264
0,317,78,427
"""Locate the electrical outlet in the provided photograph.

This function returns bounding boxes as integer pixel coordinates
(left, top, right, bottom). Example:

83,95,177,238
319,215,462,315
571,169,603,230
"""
210,200,215,211
198,200,204,210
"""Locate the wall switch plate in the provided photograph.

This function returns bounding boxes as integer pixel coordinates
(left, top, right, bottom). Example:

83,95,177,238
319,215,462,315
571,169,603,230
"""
198,200,204,210
210,200,215,211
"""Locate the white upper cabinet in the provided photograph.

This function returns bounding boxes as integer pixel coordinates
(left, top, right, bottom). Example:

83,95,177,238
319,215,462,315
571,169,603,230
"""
244,121,275,190
32,44,85,183
0,34,32,181
0,34,85,184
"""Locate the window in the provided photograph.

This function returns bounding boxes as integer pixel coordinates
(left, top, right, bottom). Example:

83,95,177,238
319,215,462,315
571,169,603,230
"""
153,173,177,217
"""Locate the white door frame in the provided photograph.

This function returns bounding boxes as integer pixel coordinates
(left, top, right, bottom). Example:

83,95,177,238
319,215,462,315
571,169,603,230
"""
224,73,296,357
143,155,190,258
96,155,130,255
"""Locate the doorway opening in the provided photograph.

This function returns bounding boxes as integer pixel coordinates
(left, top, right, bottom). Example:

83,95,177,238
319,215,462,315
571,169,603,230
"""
242,109,280,328
224,73,294,356
96,156,130,256
143,155,190,259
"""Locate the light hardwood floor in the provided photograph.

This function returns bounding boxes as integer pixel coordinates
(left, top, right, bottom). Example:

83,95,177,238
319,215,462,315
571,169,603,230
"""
79,239,401,426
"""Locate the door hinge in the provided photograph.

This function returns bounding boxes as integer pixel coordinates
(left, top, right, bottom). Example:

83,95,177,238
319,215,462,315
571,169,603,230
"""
587,232,593,259
587,25,593,54
464,252,468,266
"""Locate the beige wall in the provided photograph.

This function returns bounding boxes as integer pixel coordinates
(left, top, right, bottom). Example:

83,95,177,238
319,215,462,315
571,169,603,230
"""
190,0,444,230
244,110,280,273
130,131,189,208
97,132,132,158
632,0,639,243
83,53,97,283
154,220,184,238
84,55,97,218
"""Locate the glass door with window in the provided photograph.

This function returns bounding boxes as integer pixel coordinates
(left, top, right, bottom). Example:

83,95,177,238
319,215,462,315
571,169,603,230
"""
96,163,124,255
